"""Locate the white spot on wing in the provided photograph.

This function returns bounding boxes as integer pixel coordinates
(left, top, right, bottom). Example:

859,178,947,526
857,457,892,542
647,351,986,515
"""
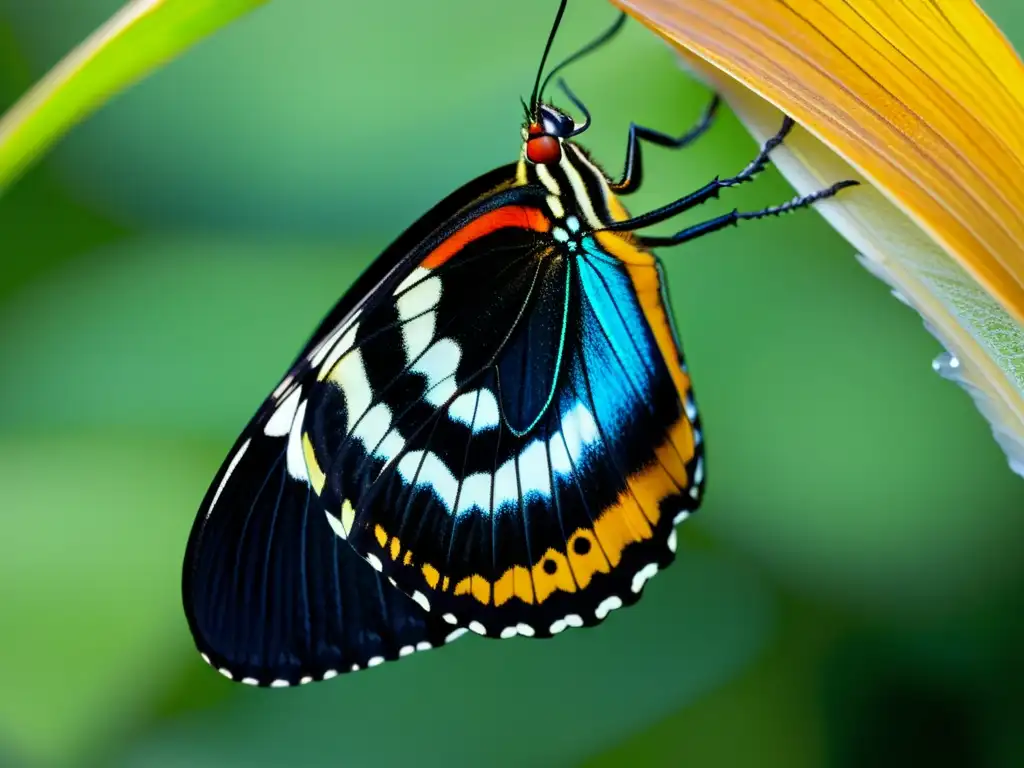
595,595,622,620
393,266,431,296
208,438,251,516
443,613,458,625
373,428,406,467
400,313,436,362
325,510,348,539
398,451,458,511
548,615,581,634
667,529,678,553
285,400,310,482
500,626,518,639
412,591,431,611
352,403,392,455
412,339,461,406
446,627,468,642
416,641,432,651
549,433,571,476
426,375,458,408
449,388,500,433
300,676,313,685
492,459,518,513
397,275,441,315
218,668,233,680
518,440,551,501
448,391,478,426
469,620,487,636
318,323,359,380
331,348,373,431
264,387,302,437
406,400,603,518
674,509,691,525
322,669,338,680
631,562,659,593
366,553,383,572
474,389,500,430
368,656,385,667
561,402,599,464
515,623,535,637
270,679,290,688
455,472,491,518
399,645,415,657
241,677,259,686
396,276,441,361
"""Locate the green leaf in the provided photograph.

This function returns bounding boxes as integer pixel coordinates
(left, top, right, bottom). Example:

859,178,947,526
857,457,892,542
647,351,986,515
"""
0,0,268,195
0,432,222,765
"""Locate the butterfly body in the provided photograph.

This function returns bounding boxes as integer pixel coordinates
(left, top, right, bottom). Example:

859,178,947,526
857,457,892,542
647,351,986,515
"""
296,121,705,639
182,5,853,686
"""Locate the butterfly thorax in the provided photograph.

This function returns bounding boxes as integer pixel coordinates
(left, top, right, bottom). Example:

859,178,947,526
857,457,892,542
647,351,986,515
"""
517,104,634,235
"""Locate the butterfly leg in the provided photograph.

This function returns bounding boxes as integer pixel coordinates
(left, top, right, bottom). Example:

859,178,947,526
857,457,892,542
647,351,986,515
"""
610,93,721,195
636,180,858,247
603,117,795,233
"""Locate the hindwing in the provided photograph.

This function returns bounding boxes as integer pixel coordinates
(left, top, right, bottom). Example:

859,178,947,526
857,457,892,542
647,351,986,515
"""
298,194,704,638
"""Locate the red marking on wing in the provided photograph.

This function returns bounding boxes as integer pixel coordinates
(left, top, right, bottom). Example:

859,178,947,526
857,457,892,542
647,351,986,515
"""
421,206,550,270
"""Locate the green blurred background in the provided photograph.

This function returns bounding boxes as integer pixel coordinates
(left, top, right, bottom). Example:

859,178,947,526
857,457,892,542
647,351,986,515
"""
1,1,1022,766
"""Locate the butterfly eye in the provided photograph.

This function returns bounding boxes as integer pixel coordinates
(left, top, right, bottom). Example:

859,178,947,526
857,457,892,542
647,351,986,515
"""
526,135,561,164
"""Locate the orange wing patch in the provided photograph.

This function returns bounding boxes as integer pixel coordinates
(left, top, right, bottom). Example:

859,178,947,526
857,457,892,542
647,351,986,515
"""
594,231,693,406
530,548,577,603
421,206,551,270
493,566,536,607
355,421,689,612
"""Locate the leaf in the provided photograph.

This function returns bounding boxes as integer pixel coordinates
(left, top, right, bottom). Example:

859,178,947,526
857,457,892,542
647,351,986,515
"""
614,0,1024,478
0,0,268,195
0,432,222,764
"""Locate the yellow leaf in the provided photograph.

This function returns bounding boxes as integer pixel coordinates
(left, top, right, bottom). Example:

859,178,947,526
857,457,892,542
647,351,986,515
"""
0,0,269,196
615,0,1024,477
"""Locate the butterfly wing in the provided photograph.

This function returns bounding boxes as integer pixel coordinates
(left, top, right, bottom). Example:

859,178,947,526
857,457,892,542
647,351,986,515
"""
182,388,464,687
299,191,704,638
182,165,520,685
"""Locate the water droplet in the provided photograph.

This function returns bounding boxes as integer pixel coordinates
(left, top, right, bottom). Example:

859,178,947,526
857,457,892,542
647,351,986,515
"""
931,351,961,379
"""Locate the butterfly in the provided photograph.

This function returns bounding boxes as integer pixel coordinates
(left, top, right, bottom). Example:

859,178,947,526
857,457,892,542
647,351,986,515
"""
182,0,856,687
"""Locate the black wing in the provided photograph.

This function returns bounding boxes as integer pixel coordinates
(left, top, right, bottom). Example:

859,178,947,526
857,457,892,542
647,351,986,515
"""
298,194,703,638
181,164,520,686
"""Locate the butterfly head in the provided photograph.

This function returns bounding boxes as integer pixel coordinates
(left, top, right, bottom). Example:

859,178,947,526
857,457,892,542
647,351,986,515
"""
523,103,575,165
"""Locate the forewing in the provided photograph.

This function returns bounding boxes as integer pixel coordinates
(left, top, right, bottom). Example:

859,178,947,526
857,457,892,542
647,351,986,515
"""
182,372,464,687
181,166,524,685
